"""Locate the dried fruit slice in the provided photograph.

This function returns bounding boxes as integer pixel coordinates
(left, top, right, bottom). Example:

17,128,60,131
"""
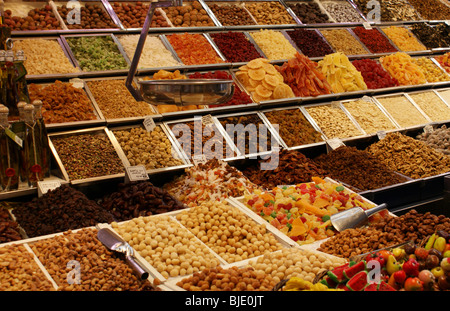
251,91,270,102
264,74,280,87
247,58,265,69
248,68,266,81
236,71,250,86
248,77,260,88
255,84,272,98
262,79,276,90
262,62,278,75
273,84,294,99
239,64,249,71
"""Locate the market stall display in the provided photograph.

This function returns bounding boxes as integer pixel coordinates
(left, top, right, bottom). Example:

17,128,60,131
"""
366,132,450,179
1,0,450,294
381,26,426,52
10,184,114,238
242,177,379,245
436,52,450,73
30,228,160,291
416,124,450,156
244,1,296,25
341,97,398,133
352,0,421,21
374,94,429,128
117,34,181,69
65,35,128,71
319,28,369,56
12,38,79,76
85,78,156,120
113,125,185,170
241,149,329,189
27,81,98,125
287,1,333,24
163,159,259,207
56,2,118,29
263,108,324,147
313,146,408,191
407,0,450,20
207,3,257,26
352,27,398,54
3,2,63,31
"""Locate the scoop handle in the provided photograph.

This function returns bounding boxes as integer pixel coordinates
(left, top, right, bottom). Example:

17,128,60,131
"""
365,203,388,218
126,256,149,280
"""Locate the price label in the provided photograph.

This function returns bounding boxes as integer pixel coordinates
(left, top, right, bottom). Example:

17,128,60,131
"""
37,180,61,197
69,78,84,89
143,117,156,132
377,130,386,140
5,128,23,148
326,138,344,152
125,165,149,183
201,114,215,127
192,154,207,165
363,22,372,30
424,124,434,134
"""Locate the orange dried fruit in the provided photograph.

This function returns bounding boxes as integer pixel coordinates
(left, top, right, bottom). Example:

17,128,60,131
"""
264,74,279,87
255,84,272,98
248,68,266,81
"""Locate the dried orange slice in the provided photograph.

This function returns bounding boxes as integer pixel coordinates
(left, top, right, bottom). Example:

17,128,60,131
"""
252,91,270,102
249,77,260,88
248,68,266,81
262,63,278,75
264,74,280,87
255,84,272,98
273,84,294,99
236,71,250,86
247,58,265,69
262,79,276,90
238,64,249,71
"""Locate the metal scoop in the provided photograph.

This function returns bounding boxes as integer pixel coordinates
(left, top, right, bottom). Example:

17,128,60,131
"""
330,203,388,232
97,228,149,280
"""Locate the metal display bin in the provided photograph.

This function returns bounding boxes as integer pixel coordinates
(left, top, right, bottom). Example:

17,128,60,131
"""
48,126,128,185
27,79,106,131
161,32,230,71
4,0,68,35
108,122,192,175
283,0,337,26
11,36,81,80
302,101,367,141
318,27,373,59
259,106,327,150
52,0,122,32
164,115,243,162
60,33,130,77
202,1,259,29
82,76,159,125
214,111,284,159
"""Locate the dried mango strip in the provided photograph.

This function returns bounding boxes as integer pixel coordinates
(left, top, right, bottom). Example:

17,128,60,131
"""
275,52,332,97
317,52,367,93
380,52,426,85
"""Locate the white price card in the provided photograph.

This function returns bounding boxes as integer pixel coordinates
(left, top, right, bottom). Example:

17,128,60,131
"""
37,180,61,197
125,165,149,183
192,154,207,165
363,22,372,29
143,117,156,132
377,130,386,140
201,114,215,127
69,78,84,89
424,124,434,134
326,138,345,152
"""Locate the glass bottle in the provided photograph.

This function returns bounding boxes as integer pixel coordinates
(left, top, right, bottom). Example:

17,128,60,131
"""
14,50,30,105
23,103,43,187
4,50,19,120
32,99,51,178
12,101,26,182
0,104,19,191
